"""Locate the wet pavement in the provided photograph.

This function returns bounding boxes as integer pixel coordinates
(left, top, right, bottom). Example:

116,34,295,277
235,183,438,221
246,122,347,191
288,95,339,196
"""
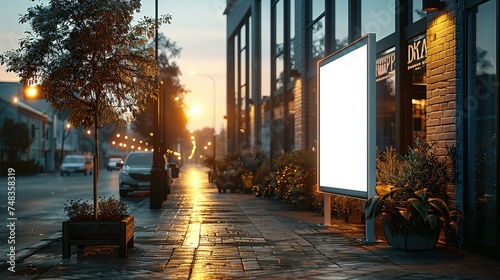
2,164,500,279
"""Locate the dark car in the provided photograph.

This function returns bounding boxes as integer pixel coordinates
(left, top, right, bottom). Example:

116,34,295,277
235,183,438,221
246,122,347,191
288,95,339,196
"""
118,151,171,197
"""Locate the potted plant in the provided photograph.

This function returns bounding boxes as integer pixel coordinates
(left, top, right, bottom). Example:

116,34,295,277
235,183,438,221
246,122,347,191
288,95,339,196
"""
62,196,134,258
366,139,463,250
365,185,461,250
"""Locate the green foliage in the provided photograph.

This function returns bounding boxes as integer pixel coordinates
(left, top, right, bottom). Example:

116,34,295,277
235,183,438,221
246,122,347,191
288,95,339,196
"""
367,138,462,242
366,185,462,240
2,159,42,175
331,195,361,216
0,118,33,160
241,172,254,193
213,148,270,192
133,33,188,145
64,196,129,222
270,150,317,207
0,0,171,129
1,0,172,215
376,146,405,186
399,137,451,200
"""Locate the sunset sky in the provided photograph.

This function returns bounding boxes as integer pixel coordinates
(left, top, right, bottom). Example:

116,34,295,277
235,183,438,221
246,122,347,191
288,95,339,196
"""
0,0,227,133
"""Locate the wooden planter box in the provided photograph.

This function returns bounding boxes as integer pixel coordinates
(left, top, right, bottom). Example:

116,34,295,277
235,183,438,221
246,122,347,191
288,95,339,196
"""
62,215,134,258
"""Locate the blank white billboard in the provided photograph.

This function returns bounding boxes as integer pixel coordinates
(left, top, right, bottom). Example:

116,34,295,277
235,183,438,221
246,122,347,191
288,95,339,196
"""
317,34,376,199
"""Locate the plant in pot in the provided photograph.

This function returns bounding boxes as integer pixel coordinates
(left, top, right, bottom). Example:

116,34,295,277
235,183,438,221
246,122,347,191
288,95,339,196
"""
367,139,463,250
365,185,461,250
62,196,134,258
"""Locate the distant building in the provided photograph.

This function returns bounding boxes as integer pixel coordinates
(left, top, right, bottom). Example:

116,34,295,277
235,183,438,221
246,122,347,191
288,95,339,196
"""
225,0,499,255
0,81,82,172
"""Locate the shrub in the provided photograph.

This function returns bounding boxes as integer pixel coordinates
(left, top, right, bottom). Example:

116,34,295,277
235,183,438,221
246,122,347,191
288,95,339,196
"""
271,149,316,207
64,196,129,222
398,137,451,200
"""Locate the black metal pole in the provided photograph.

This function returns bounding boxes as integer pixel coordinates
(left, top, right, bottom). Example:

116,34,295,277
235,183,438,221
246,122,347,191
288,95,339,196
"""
150,0,163,209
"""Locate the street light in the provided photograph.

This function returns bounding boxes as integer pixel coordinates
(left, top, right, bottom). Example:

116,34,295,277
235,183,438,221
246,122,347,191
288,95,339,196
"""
150,0,166,208
0,96,19,116
190,71,216,175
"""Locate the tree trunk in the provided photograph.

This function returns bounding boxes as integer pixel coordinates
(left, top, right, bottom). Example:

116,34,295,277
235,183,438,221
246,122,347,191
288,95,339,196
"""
93,110,99,220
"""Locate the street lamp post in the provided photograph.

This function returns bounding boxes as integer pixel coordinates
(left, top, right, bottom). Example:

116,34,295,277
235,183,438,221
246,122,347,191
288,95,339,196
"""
192,73,216,175
150,0,165,209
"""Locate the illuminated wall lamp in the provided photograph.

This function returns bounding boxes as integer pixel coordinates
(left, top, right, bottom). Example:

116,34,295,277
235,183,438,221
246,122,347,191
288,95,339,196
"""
423,0,445,12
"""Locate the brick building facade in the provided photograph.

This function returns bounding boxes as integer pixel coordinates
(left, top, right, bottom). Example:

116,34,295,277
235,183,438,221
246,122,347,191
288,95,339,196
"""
225,0,498,255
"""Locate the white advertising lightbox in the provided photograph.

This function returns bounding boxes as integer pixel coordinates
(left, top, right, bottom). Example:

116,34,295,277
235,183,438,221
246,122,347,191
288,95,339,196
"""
317,34,376,199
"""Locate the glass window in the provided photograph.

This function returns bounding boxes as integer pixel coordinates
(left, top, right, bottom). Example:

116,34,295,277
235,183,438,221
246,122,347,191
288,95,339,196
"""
361,0,395,41
312,0,325,21
408,34,427,85
290,0,295,71
234,35,239,96
248,17,253,102
311,17,325,59
290,0,295,39
335,0,349,50
412,0,425,23
308,0,325,70
375,47,396,149
275,55,284,90
274,0,284,90
261,0,271,99
466,0,497,247
412,99,426,139
276,0,284,49
241,48,247,99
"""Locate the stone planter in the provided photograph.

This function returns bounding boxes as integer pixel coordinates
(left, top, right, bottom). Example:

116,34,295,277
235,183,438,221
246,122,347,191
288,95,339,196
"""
383,219,439,250
62,215,134,258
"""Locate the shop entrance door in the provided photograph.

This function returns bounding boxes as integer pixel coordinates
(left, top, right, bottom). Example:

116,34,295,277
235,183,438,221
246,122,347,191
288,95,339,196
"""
404,91,426,150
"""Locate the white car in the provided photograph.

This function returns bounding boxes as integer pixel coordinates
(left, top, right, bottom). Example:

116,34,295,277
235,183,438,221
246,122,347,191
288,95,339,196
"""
61,154,93,176
107,157,123,171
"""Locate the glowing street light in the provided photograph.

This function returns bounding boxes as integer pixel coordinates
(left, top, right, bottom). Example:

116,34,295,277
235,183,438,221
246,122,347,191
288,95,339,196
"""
23,84,39,99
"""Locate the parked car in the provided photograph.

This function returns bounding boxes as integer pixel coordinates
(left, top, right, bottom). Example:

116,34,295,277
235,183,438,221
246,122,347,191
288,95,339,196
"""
107,157,123,171
118,151,171,197
61,154,93,176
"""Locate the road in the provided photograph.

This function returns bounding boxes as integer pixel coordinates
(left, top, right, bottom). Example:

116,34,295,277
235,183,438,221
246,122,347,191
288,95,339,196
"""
0,169,146,256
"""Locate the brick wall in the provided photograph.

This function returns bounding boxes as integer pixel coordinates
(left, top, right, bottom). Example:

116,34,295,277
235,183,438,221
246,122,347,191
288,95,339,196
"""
426,0,464,206
426,0,458,157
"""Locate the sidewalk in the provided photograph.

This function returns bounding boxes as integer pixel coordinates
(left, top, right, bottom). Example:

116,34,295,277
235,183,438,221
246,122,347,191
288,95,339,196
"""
2,166,500,279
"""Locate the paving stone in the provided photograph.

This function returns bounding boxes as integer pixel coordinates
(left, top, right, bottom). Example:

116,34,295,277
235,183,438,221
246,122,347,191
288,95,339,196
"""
2,165,500,279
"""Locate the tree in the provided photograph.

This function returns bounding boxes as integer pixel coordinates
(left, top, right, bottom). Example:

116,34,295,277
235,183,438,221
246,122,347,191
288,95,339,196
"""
132,34,189,157
0,0,171,219
0,118,32,162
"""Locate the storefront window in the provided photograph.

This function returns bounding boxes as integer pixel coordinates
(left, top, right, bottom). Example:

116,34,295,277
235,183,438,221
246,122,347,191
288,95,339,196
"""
261,0,271,99
375,47,396,149
466,0,497,247
361,0,395,41
408,34,427,85
311,17,325,59
312,0,325,20
309,0,325,70
335,0,349,50
275,0,284,90
412,0,425,23
290,0,295,73
411,99,426,139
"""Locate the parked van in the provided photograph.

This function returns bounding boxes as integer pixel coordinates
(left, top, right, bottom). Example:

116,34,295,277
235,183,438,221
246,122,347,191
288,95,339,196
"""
61,154,93,176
